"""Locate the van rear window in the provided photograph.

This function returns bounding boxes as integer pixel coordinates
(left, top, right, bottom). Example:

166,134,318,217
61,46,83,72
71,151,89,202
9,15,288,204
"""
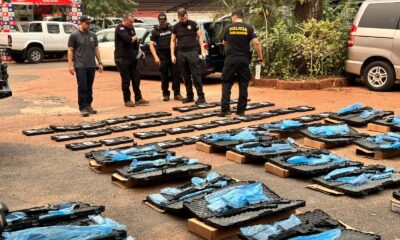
359,3,400,29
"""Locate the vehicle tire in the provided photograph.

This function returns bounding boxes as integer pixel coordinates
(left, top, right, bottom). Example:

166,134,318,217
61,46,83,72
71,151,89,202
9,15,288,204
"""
363,61,395,91
11,53,25,63
27,47,44,64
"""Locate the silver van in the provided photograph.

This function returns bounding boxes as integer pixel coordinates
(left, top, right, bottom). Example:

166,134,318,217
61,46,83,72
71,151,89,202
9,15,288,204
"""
345,0,400,91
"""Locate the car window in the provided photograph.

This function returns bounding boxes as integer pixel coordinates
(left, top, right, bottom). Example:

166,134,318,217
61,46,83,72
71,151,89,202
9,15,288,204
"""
105,19,113,28
135,28,146,39
203,21,226,43
359,3,400,29
47,24,60,34
29,23,42,32
104,32,115,42
113,19,122,25
98,20,104,28
63,24,78,34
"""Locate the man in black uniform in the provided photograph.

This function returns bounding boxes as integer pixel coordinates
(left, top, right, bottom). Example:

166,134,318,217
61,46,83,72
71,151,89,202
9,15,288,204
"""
171,8,206,105
114,14,149,107
150,13,183,102
219,10,263,117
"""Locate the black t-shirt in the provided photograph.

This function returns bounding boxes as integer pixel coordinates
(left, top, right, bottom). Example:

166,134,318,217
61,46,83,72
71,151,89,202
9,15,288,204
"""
114,24,139,61
172,20,199,52
150,24,173,54
68,30,98,68
223,22,256,58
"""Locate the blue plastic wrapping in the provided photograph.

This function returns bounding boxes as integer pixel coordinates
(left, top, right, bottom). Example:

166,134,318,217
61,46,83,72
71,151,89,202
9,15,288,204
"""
205,182,269,213
205,172,221,182
111,151,162,162
160,187,182,196
2,215,127,240
148,194,169,205
287,154,348,166
6,212,27,224
192,177,206,186
119,145,158,155
289,229,341,240
235,142,294,153
308,125,350,137
206,130,267,142
215,180,228,187
266,120,303,130
337,103,364,115
371,172,393,180
348,173,369,186
392,116,400,125
128,154,199,172
380,141,400,150
240,214,302,240
359,109,382,119
187,159,198,165
324,167,361,180
105,145,158,157
39,203,76,220
191,172,220,186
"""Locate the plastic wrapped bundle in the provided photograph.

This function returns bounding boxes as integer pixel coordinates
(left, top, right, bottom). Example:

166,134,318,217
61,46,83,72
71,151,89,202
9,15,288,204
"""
263,120,303,130
205,182,269,213
204,130,268,143
287,153,348,166
337,103,364,115
147,172,231,208
2,215,134,240
308,125,350,137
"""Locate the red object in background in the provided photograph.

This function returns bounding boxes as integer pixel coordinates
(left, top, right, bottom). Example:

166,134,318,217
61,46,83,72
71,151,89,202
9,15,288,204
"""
12,0,72,5
34,5,51,15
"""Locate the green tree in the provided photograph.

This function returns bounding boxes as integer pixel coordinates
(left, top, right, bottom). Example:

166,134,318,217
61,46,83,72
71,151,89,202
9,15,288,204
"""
81,0,137,18
294,0,323,22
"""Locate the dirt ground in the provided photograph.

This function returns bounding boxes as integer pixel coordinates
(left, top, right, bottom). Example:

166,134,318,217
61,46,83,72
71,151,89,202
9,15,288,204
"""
0,61,399,239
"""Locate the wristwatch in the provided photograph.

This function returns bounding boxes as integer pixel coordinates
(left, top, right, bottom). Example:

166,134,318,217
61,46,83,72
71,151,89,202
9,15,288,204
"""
98,62,103,65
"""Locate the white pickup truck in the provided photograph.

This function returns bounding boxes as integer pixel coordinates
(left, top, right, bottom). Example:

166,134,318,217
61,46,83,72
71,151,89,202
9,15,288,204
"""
0,21,78,63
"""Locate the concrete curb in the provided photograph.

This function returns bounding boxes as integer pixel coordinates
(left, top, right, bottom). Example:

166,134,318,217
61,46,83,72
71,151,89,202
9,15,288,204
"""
253,77,349,90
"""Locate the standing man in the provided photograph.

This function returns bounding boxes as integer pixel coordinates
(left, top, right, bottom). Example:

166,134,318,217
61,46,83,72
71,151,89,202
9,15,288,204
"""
219,10,263,117
171,8,206,105
115,14,149,107
149,13,183,101
68,16,103,117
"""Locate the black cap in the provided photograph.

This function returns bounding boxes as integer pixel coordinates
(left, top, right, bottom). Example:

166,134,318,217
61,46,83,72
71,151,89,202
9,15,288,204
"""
80,16,91,24
158,13,167,23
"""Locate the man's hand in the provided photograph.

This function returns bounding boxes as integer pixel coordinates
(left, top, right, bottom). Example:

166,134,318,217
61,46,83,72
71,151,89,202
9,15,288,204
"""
131,36,138,43
69,65,75,75
98,63,104,73
171,55,176,64
201,51,206,60
155,56,161,66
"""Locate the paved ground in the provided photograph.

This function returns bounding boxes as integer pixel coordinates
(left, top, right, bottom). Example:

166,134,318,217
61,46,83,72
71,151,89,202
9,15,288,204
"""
0,61,399,239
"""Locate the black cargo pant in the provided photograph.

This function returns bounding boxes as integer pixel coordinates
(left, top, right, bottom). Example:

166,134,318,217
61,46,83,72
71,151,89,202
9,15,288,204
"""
159,53,180,97
177,50,205,100
115,58,142,102
75,67,96,111
221,56,251,114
